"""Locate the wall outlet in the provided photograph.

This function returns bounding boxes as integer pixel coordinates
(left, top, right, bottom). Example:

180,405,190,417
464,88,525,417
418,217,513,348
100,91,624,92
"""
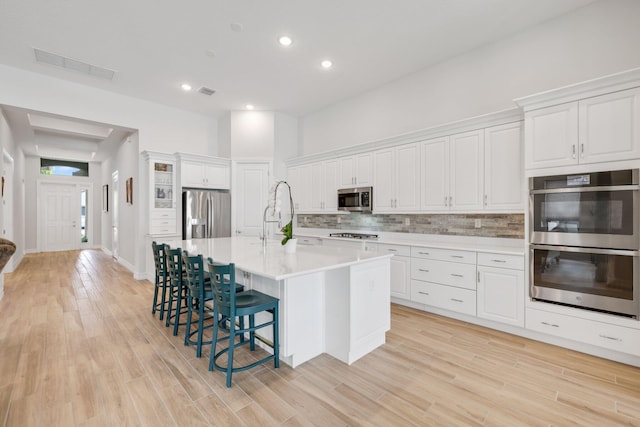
404,217,410,225
337,216,341,224
474,218,482,228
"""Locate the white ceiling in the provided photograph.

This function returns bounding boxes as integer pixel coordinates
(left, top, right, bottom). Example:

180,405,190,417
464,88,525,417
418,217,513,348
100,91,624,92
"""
0,0,597,118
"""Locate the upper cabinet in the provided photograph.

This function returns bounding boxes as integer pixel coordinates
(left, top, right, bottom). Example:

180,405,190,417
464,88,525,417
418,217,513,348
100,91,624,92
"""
373,144,420,212
484,122,524,211
177,153,230,189
289,160,340,213
338,153,372,188
142,151,178,236
516,70,640,170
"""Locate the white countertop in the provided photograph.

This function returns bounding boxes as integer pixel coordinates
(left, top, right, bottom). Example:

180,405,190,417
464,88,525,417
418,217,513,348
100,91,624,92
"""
158,236,393,281
295,228,526,255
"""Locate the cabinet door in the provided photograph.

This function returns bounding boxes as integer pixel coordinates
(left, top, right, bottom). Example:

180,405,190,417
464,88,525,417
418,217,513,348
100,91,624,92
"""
288,166,311,211
354,153,373,186
373,148,394,211
323,160,338,211
394,144,420,211
450,130,484,210
390,256,411,300
204,164,230,189
181,162,205,187
420,137,449,211
309,162,324,211
484,122,523,211
579,88,640,164
524,102,578,169
477,266,524,327
339,156,356,187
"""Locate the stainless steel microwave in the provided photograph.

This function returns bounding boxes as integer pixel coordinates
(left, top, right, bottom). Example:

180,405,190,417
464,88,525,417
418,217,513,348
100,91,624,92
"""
338,187,372,212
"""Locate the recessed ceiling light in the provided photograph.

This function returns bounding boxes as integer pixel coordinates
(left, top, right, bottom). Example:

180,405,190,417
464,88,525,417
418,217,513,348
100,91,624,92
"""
321,60,333,69
181,83,192,91
278,36,293,47
245,104,255,110
230,22,244,32
205,49,216,58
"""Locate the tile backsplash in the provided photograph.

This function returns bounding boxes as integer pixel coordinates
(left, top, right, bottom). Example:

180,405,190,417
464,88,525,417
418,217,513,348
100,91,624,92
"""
298,213,524,239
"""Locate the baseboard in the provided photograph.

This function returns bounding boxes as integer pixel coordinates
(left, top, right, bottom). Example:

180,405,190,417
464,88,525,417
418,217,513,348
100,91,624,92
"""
101,247,113,256
25,249,38,254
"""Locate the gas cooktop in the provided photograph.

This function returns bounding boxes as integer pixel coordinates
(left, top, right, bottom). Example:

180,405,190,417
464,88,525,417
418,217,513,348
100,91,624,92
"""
328,232,379,240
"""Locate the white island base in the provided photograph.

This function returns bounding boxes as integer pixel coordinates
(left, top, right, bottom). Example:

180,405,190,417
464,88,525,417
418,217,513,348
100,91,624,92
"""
173,238,392,368
251,258,391,367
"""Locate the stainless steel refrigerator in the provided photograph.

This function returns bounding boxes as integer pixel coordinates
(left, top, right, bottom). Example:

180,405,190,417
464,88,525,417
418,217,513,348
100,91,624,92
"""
182,189,231,240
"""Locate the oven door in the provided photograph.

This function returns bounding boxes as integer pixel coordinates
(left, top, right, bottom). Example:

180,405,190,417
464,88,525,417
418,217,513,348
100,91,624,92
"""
530,185,639,249
530,244,640,317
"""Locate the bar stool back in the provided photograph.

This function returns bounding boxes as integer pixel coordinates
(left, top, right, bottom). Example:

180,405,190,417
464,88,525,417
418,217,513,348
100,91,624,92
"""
207,260,279,387
182,252,214,358
165,245,189,336
151,241,169,320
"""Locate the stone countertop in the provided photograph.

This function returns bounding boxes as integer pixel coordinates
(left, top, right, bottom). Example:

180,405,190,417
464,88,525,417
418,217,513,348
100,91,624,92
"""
158,236,393,281
294,228,526,256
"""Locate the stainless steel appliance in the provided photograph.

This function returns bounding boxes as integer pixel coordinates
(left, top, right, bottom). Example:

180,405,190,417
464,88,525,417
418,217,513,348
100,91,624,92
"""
529,169,639,250
182,189,231,240
329,232,379,239
529,169,640,318
338,187,372,212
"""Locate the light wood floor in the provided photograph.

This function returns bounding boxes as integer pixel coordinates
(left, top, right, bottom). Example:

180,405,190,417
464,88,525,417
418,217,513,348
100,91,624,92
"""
1,250,640,426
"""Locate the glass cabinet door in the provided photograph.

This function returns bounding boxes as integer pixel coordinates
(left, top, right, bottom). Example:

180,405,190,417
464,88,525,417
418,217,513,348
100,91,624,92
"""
153,162,174,209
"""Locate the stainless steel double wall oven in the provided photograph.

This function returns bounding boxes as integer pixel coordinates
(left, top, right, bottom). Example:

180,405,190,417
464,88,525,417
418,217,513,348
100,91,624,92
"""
529,169,640,318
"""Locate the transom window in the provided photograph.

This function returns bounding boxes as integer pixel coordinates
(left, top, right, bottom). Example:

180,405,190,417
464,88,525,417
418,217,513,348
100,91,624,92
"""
40,158,89,177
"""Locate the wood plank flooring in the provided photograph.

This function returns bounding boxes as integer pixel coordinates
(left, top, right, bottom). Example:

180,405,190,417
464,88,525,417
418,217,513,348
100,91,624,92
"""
1,249,640,426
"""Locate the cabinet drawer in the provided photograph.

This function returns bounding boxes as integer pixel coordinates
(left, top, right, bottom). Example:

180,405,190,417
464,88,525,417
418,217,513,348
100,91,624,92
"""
526,308,640,356
411,247,476,264
477,252,524,270
411,258,476,290
411,280,476,316
150,219,177,235
151,210,176,220
377,243,411,257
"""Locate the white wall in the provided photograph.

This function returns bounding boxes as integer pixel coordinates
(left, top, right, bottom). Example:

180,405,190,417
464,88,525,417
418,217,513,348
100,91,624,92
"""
301,0,640,154
229,111,275,159
274,112,299,180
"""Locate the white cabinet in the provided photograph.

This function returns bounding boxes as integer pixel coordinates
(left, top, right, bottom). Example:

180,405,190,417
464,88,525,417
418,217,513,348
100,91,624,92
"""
410,246,477,316
287,165,311,212
450,130,484,210
524,87,640,169
309,160,338,212
477,252,525,327
142,152,178,236
339,153,372,188
373,144,420,212
420,130,484,212
483,122,524,211
181,160,229,189
375,243,411,300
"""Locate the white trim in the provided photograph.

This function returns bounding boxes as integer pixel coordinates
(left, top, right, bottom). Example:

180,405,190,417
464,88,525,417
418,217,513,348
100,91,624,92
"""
117,256,135,273
514,67,640,111
286,108,523,166
101,246,112,256
174,151,230,166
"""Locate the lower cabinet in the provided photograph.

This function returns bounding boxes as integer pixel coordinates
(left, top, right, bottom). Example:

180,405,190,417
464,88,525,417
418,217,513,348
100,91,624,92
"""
410,280,476,316
526,308,640,356
377,243,411,300
476,252,525,327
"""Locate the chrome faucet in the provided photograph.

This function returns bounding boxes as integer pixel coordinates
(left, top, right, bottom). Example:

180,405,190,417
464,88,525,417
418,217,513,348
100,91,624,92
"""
262,205,281,247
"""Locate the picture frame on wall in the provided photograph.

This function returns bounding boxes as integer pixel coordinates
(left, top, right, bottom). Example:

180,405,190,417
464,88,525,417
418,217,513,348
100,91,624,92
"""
126,177,133,204
102,184,109,212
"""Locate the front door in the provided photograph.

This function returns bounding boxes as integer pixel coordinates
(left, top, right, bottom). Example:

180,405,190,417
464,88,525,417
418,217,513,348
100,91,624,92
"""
40,182,81,251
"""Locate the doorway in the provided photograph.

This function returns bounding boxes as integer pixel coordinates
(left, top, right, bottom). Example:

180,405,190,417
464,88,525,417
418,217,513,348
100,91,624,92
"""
2,150,14,271
112,170,119,259
234,162,270,236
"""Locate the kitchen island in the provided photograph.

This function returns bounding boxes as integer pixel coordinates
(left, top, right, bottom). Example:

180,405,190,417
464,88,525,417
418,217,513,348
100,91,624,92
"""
160,236,392,368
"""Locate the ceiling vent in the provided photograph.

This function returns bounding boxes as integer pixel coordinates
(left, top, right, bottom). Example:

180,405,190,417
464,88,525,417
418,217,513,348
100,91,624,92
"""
34,48,116,81
198,86,216,96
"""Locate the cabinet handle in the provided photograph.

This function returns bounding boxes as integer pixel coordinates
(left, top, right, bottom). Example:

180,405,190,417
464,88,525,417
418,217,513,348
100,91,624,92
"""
572,145,576,159
477,271,480,282
541,321,559,328
491,259,507,263
598,334,622,342
449,196,453,206
418,268,430,273
387,249,397,252
581,143,584,157
484,194,487,206
418,252,430,255
418,291,429,296
450,298,463,303
450,255,464,259
444,196,448,207
450,273,463,278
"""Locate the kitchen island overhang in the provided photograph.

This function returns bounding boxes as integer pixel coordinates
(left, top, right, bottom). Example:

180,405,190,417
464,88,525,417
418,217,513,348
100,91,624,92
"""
161,237,392,367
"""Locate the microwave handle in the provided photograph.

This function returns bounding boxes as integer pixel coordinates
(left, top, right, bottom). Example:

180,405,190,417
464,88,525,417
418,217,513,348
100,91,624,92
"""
530,244,640,257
